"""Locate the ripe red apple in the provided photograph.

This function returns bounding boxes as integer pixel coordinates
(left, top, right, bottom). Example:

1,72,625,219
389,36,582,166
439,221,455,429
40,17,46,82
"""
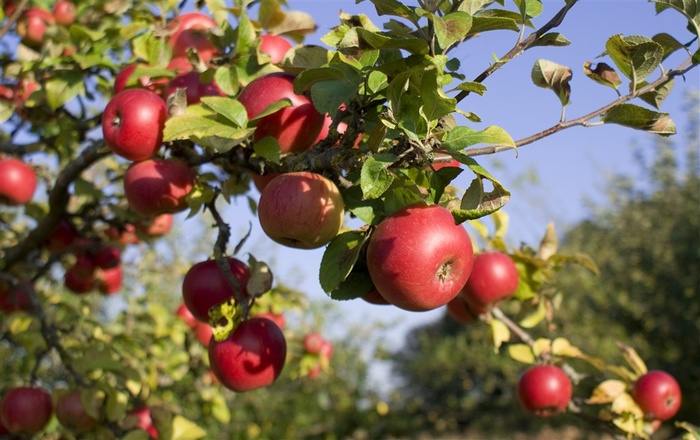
432,153,461,170
251,172,281,193
162,71,224,105
252,311,285,330
102,89,167,161
176,303,197,329
446,297,484,325
259,34,293,64
181,257,251,323
631,370,682,421
0,85,13,101
16,7,55,47
0,418,9,435
461,251,519,309
52,0,77,26
55,390,99,433
135,213,174,237
0,386,53,435
319,340,333,360
128,406,158,439
361,288,391,305
257,172,345,249
0,279,33,314
113,63,156,94
517,365,572,417
167,12,218,64
45,219,79,253
114,59,192,95
123,159,195,216
208,317,287,392
93,245,121,269
366,202,474,311
96,265,123,295
64,256,96,294
105,223,140,246
2,0,17,17
12,79,40,120
0,157,37,205
238,72,325,154
194,322,213,346
303,332,324,355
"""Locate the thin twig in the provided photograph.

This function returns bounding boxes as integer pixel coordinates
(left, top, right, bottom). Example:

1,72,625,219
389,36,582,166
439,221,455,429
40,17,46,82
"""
491,306,535,347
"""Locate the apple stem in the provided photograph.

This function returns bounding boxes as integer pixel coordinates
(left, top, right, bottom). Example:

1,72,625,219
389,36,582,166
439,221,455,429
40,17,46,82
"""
491,306,536,348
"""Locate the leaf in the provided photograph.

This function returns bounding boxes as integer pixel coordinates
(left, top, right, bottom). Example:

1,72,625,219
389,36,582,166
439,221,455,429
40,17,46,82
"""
449,81,487,95
529,32,571,48
512,0,543,20
356,28,429,54
442,125,515,150
247,256,273,297
361,153,397,199
266,11,317,36
420,68,457,124
319,231,369,293
552,337,584,357
171,416,207,440
433,12,473,52
583,61,622,90
368,70,389,93
531,59,572,107
468,15,519,36
548,252,600,275
490,318,510,353
210,393,231,423
611,392,644,417
651,32,687,60
587,379,627,404
637,78,674,109
508,344,535,364
518,300,546,328
601,103,676,135
652,0,700,38
537,222,558,260
200,97,247,127
605,35,664,83
45,70,84,110
372,0,421,22
532,338,552,357
616,342,648,377
309,66,362,116
250,99,292,122
253,136,281,165
329,268,375,301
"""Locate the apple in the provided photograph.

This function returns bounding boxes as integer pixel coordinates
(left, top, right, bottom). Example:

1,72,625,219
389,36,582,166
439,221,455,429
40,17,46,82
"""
123,159,195,216
96,265,123,295
12,79,40,120
162,71,224,105
102,89,168,161
45,219,79,253
308,363,322,380
65,257,96,294
0,157,37,205
517,365,572,417
0,85,13,101
432,153,461,170
238,72,325,154
366,202,474,312
0,418,9,436
460,251,519,309
319,340,333,360
251,172,281,193
55,390,98,433
0,386,53,435
259,34,293,64
252,311,285,330
446,297,484,325
176,303,197,329
303,332,324,355
0,279,33,314
182,257,251,323
631,370,682,421
93,245,121,269
52,0,77,26
16,7,55,48
114,59,192,95
257,172,345,249
105,223,140,246
135,213,174,237
128,406,158,439
167,12,218,64
208,317,287,392
361,288,390,305
194,322,213,346
2,0,17,17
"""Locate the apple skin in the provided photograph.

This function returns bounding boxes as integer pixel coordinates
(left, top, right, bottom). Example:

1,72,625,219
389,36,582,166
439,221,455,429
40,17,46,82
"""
128,406,159,439
97,265,123,295
517,365,572,417
102,89,168,161
52,0,77,26
55,390,99,433
366,202,474,312
303,332,324,355
208,317,287,392
135,213,174,237
114,59,192,95
0,386,53,435
361,288,391,305
182,257,251,323
460,251,519,309
167,12,218,64
257,172,345,249
105,223,140,246
0,157,37,206
45,219,79,253
432,153,461,170
631,370,682,421
251,173,281,193
446,297,484,325
260,34,293,63
65,257,96,294
93,245,121,269
123,159,195,216
194,322,213,346
238,73,325,154
252,311,285,330
0,279,34,314
16,7,55,48
0,84,13,101
162,71,224,105
176,303,197,329
319,340,333,360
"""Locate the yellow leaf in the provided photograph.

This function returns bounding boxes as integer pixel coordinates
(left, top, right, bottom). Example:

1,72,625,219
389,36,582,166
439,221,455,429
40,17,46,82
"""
508,344,535,364
492,210,509,238
552,337,583,357
611,392,644,417
171,415,207,440
537,222,558,260
615,342,648,377
587,379,627,404
533,338,552,357
519,301,546,328
490,319,510,353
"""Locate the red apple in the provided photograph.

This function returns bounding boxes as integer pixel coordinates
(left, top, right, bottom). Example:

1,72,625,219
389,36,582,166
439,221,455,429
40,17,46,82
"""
162,71,224,105
102,89,167,161
45,219,79,253
181,257,251,323
257,172,345,249
366,202,474,312
128,406,158,439
123,159,195,216
0,157,37,205
3,0,17,17
303,332,324,355
0,386,53,435
0,85,13,101
113,63,156,94
176,303,197,329
308,363,322,380
135,213,174,237
259,34,293,64
251,172,281,193
12,79,40,120
93,245,121,269
96,265,123,295
55,390,99,433
631,370,682,421
16,7,54,47
517,365,572,417
52,0,77,26
105,223,140,246
252,311,285,330
238,72,325,154
446,297,484,325
167,12,218,64
208,317,287,392
432,153,461,170
194,322,213,346
319,340,333,360
0,418,9,435
460,251,519,309
361,288,390,305
64,256,96,294
0,279,34,314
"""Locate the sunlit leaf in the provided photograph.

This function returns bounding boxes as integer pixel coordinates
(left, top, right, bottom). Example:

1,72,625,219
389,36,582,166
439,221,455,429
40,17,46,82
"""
171,416,207,440
490,318,511,352
601,103,676,135
605,35,664,83
583,61,622,90
361,153,397,199
433,12,472,52
616,342,648,377
319,231,369,294
529,32,571,48
531,59,572,107
587,379,627,404
508,343,535,364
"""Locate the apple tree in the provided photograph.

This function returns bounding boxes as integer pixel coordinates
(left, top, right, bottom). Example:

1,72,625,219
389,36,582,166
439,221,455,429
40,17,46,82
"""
0,0,698,438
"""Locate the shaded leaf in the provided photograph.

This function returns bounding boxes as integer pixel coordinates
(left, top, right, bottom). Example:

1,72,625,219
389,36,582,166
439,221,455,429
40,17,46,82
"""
652,32,687,60
531,59,572,106
372,0,421,22
45,70,84,110
356,28,429,54
442,125,515,150
253,136,281,165
605,35,664,83
468,15,519,36
637,78,674,109
601,103,676,135
652,0,700,38
529,32,571,48
583,61,622,90
320,231,369,294
433,12,473,51
616,342,648,377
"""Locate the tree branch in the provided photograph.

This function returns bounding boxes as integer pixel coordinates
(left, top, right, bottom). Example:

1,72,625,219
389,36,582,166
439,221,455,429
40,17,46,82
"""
0,0,29,41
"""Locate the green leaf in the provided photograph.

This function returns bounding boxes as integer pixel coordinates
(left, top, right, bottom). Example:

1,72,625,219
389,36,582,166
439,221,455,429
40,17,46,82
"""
308,66,362,116
45,70,84,110
512,0,543,20
651,32,687,60
448,81,487,95
361,153,397,199
171,416,207,440
253,137,281,164
605,35,664,83
531,59,572,107
280,45,331,74
211,393,231,423
529,32,571,48
420,69,457,124
518,300,546,328
637,78,674,109
583,61,622,90
356,28,429,54
200,97,247,127
652,0,700,38
368,70,389,94
468,15,519,36
329,268,375,301
319,231,369,294
601,103,676,135
453,176,511,222
250,99,292,122
442,125,515,150
213,66,239,96
433,12,473,52
372,0,420,22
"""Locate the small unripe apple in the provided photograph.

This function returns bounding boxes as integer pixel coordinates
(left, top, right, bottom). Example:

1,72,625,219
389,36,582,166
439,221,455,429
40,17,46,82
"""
0,157,37,205
55,390,99,433
257,172,345,249
123,159,195,216
461,251,519,309
259,34,293,63
0,386,53,435
631,370,682,421
517,365,572,417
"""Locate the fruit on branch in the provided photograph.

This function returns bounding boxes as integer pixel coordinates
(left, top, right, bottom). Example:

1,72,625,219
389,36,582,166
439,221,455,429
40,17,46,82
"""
64,256,97,294
0,157,37,205
251,172,281,193
93,245,121,269
52,1,77,26
252,311,286,330
16,7,55,48
259,34,293,64
123,158,195,216
446,297,484,325
208,317,287,392
366,203,474,312
167,12,218,64
432,154,461,170
0,279,34,314
12,79,40,120
257,172,345,249
163,71,224,105
127,406,159,439
517,365,572,417
361,288,390,305
460,251,519,309
176,303,197,329
55,390,99,433
102,89,168,161
114,59,192,95
96,265,123,295
631,370,682,421
45,219,79,253
135,213,174,237
319,340,333,360
0,386,53,435
303,332,324,355
194,322,213,346
105,223,140,246
238,72,325,154
182,257,251,323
